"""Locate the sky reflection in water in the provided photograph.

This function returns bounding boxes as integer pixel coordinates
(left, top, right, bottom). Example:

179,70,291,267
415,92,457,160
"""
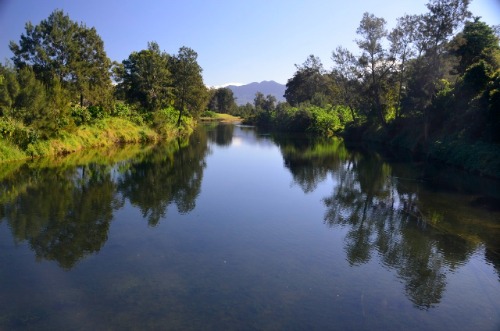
0,124,499,330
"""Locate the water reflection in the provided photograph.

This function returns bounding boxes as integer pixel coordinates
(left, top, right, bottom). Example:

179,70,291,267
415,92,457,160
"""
0,163,119,269
275,137,500,309
0,129,210,268
0,124,499,317
206,123,234,147
117,130,209,226
276,135,346,193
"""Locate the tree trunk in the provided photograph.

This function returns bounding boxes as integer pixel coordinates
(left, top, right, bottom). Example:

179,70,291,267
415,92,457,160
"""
177,108,183,127
348,105,357,123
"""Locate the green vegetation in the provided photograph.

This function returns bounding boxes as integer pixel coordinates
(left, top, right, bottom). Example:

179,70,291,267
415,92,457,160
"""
240,0,500,177
1,10,207,162
2,1,499,178
0,128,210,268
200,112,241,123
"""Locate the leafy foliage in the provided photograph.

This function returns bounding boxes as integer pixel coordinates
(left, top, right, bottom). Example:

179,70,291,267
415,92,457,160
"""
119,42,172,112
207,87,237,114
9,10,113,108
1,11,210,160
169,47,209,123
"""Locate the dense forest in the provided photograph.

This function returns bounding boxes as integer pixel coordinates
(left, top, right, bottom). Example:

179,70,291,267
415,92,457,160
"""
1,0,499,176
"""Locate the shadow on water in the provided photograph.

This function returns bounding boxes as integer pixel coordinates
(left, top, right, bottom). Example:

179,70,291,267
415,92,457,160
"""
273,134,500,309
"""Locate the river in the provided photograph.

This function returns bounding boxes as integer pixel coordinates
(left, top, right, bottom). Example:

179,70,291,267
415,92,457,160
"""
0,123,499,330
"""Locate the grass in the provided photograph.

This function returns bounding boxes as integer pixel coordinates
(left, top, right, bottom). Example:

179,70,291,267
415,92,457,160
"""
0,139,26,162
0,117,162,162
200,113,242,123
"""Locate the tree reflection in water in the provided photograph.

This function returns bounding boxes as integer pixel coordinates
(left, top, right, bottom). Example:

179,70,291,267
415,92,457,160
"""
1,163,120,269
117,128,209,226
278,137,496,309
0,128,210,268
206,123,234,147
0,125,498,312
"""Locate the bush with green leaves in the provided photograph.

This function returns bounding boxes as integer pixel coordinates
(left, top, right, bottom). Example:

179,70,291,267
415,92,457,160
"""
0,117,39,149
250,104,353,137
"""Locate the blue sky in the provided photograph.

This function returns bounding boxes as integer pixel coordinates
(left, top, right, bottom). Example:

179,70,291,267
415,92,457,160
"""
0,0,498,87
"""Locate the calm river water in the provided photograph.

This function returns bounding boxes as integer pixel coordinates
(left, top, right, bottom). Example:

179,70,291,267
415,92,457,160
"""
0,124,499,330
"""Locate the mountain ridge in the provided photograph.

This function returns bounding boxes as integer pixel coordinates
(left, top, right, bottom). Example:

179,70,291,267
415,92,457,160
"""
225,80,286,105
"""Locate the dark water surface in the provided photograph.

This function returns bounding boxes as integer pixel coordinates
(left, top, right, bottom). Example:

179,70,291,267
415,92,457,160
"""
1,124,499,330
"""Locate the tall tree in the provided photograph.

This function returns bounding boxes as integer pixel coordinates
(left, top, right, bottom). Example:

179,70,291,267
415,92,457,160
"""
254,92,277,113
405,0,471,140
208,87,237,114
389,14,420,118
13,67,46,125
169,47,208,125
120,42,172,112
284,55,330,106
264,94,277,112
451,17,500,74
254,92,266,111
331,46,361,122
356,12,394,125
0,64,20,116
422,0,471,53
9,10,112,108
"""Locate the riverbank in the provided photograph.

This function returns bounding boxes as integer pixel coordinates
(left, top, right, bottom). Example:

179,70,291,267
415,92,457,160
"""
343,121,500,179
0,116,194,163
200,112,242,123
0,112,242,163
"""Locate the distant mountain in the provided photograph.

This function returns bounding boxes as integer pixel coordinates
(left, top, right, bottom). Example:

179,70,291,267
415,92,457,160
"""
226,81,286,105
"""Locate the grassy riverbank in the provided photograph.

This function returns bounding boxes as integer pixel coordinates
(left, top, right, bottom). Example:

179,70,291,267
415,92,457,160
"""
0,110,239,163
200,111,242,123
0,115,195,162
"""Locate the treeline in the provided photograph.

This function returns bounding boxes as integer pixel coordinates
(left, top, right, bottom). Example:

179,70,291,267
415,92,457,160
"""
225,0,499,160
0,10,209,159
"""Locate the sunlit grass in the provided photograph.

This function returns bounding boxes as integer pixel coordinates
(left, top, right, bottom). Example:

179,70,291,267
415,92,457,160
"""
0,117,164,162
0,139,26,162
200,112,242,123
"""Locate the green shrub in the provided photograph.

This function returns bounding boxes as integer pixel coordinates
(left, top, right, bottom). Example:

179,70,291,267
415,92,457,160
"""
112,102,133,117
201,110,217,118
71,105,92,125
0,117,39,149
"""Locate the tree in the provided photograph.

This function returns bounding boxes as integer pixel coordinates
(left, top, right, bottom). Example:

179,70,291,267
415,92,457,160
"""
389,14,420,118
169,47,208,125
73,25,113,108
9,10,113,108
0,64,20,116
404,0,471,140
331,47,361,122
356,12,394,125
120,42,172,112
253,92,277,113
264,94,277,112
13,67,46,125
407,0,471,108
284,55,330,106
254,92,266,111
421,0,471,53
451,17,500,74
208,87,237,114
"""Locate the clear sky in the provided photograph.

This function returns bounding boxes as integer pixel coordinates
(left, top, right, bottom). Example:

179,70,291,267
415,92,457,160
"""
0,0,498,87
